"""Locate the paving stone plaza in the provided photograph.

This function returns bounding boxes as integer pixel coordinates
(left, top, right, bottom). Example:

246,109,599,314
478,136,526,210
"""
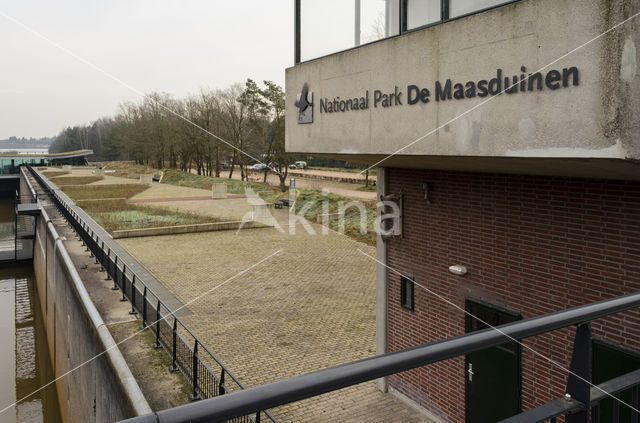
75,171,430,422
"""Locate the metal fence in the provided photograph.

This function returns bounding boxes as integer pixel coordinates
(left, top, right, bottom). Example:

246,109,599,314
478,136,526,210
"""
117,282,640,423
25,165,277,423
500,369,640,422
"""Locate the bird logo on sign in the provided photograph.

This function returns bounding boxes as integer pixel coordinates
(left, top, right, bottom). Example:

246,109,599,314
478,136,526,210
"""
295,83,313,124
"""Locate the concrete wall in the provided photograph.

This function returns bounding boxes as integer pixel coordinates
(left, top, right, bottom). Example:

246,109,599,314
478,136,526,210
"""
286,0,640,179
22,172,151,422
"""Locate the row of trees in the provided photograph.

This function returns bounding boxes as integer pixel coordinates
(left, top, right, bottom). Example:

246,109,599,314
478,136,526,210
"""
49,79,289,186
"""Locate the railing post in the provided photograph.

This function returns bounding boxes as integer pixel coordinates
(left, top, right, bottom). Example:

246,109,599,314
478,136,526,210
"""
89,231,95,257
565,323,592,423
120,264,128,302
169,317,178,372
219,370,226,396
190,341,201,401
100,242,105,272
106,249,113,282
141,286,147,329
153,300,162,349
129,274,138,314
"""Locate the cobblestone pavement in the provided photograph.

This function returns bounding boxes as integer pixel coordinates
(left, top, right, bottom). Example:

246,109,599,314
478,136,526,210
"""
118,209,430,422
58,167,428,422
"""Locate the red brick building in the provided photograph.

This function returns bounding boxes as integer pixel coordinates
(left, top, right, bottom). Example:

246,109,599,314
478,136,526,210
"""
384,170,640,421
286,0,640,421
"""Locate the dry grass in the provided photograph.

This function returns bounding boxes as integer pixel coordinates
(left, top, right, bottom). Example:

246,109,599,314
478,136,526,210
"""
161,169,271,194
62,184,149,201
83,202,214,232
50,176,103,186
42,170,69,178
76,198,127,208
292,188,377,246
95,161,158,179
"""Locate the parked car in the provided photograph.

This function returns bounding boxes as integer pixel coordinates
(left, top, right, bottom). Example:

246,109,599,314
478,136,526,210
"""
289,161,307,169
248,163,269,171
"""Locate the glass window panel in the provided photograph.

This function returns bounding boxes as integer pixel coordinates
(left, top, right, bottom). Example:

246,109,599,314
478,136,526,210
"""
385,0,401,37
406,0,441,30
300,0,400,62
450,0,512,18
360,0,394,44
300,0,354,61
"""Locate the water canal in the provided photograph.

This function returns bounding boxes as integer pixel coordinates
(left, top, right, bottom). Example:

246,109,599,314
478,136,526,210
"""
0,198,62,423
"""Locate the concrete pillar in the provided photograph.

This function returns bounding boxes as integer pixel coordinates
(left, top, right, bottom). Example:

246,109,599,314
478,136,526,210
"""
376,167,388,392
212,183,227,199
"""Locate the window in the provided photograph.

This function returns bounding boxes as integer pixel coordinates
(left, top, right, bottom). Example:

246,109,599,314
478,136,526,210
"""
298,0,399,62
400,275,414,311
295,0,521,63
404,0,441,31
450,0,513,18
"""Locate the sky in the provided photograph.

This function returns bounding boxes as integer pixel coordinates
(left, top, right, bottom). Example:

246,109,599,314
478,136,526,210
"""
0,1,293,139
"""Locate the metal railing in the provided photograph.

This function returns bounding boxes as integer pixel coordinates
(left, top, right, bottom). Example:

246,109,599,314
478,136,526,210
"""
500,369,640,422
117,286,640,423
24,165,277,423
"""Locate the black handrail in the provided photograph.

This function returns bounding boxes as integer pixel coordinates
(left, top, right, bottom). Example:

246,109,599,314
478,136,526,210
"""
499,369,640,422
119,290,640,423
24,165,277,423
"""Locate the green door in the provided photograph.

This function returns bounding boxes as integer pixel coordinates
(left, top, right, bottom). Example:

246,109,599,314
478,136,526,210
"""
465,300,522,422
592,340,640,422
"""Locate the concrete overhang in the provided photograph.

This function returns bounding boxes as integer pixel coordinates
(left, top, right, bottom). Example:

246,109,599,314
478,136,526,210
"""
0,149,94,160
285,0,640,179
297,153,640,181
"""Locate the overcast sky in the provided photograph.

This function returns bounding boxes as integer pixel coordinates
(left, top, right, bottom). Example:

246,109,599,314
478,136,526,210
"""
0,1,293,139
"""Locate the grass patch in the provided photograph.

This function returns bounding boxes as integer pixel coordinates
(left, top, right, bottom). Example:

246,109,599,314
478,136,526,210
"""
62,184,149,201
42,170,69,178
50,176,103,186
95,160,157,179
356,184,377,192
83,202,214,232
292,188,377,245
161,169,272,194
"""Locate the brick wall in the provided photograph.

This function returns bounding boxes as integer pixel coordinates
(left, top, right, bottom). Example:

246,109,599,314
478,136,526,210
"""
385,168,640,422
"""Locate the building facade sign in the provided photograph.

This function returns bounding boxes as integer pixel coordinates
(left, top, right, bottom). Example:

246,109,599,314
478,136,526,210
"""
314,66,579,116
